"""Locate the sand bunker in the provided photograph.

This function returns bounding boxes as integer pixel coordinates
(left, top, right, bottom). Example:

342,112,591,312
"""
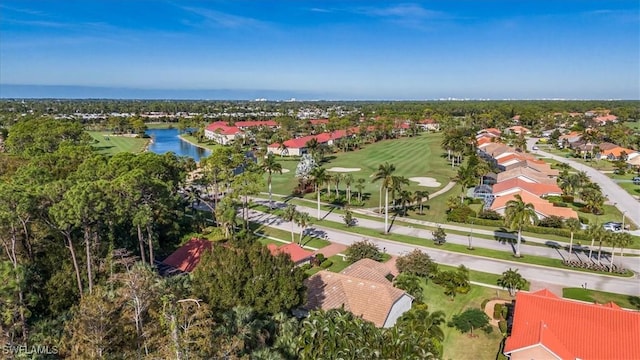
409,177,441,187
327,167,361,172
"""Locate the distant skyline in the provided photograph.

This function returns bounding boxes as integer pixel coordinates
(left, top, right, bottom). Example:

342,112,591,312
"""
1,1,639,100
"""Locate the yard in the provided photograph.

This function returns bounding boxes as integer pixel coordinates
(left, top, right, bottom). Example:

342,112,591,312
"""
266,133,456,208
421,280,511,360
606,172,640,198
87,131,149,155
562,287,640,310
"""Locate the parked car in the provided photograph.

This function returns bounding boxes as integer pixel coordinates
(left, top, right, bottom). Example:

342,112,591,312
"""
532,146,539,150
603,222,623,232
633,176,640,185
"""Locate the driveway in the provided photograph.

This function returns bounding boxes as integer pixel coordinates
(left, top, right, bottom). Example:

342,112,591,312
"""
527,138,640,227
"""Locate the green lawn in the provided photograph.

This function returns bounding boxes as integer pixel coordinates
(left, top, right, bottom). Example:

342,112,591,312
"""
562,287,640,310
87,131,149,155
606,172,640,198
179,134,221,151
421,280,510,360
248,221,329,248
326,255,350,272
623,120,640,132
539,145,616,171
267,133,456,208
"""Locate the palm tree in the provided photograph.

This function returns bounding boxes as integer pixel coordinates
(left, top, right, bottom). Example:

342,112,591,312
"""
454,165,475,204
610,232,632,271
397,305,446,344
343,174,354,204
355,178,366,203
310,167,328,220
597,229,612,264
504,194,537,257
390,175,410,212
586,223,606,261
414,190,430,215
305,138,319,161
295,212,311,244
261,153,282,209
372,162,396,234
333,173,343,197
565,218,581,261
397,190,414,216
497,268,527,296
282,204,298,243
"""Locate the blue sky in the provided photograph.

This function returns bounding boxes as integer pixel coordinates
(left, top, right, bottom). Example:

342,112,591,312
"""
1,1,638,99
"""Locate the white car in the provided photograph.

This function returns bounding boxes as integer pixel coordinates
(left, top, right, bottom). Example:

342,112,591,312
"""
532,146,539,150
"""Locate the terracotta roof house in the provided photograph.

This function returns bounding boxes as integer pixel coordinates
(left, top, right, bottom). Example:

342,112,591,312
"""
204,121,243,145
478,128,502,137
598,142,636,161
492,178,563,198
505,126,531,135
593,114,618,125
267,243,314,266
497,167,558,185
267,129,355,156
161,238,212,273
504,289,640,360
304,259,412,328
558,131,582,147
490,190,578,220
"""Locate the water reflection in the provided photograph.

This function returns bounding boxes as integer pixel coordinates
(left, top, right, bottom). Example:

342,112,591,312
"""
147,128,211,161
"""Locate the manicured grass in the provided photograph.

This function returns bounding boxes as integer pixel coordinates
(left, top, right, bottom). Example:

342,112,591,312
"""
421,279,510,360
562,287,640,310
267,133,456,207
257,237,283,247
606,173,640,198
538,145,616,170
251,204,634,277
623,120,640,132
300,237,331,249
179,134,221,151
327,255,350,272
436,264,531,290
87,131,149,155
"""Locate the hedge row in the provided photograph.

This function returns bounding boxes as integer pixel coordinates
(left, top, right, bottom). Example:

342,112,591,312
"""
463,217,588,241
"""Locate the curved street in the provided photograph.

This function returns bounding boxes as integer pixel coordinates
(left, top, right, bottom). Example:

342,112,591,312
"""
527,137,640,227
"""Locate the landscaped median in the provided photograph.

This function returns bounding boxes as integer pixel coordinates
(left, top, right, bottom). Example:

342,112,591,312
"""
249,204,634,278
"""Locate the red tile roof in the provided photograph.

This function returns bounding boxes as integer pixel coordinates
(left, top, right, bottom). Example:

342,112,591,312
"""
504,289,640,360
491,190,578,219
267,243,313,263
492,178,562,197
234,120,278,128
205,122,242,135
161,238,212,273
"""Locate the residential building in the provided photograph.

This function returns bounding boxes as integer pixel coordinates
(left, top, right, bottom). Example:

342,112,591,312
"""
304,259,413,328
504,289,640,360
598,142,636,161
496,167,558,185
492,178,562,198
204,122,243,145
418,118,440,131
160,238,212,274
505,126,531,135
267,243,314,266
490,190,578,220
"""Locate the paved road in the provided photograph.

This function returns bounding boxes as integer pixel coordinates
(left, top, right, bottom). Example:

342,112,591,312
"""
254,199,640,273
527,138,640,227
247,208,640,296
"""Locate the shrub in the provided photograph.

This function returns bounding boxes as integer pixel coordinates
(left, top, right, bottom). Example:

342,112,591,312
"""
482,325,494,334
493,303,504,320
579,216,589,224
466,217,504,227
538,215,565,228
480,299,490,311
478,209,503,220
315,253,326,264
561,195,574,203
300,263,313,272
498,320,508,335
345,240,383,263
432,226,447,245
396,249,438,278
553,202,568,208
449,308,490,334
320,259,333,269
447,205,476,222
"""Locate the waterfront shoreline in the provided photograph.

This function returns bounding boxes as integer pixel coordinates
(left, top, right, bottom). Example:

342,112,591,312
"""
178,134,214,152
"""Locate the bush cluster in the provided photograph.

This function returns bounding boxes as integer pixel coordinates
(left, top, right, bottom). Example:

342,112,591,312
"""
447,205,476,222
563,260,628,274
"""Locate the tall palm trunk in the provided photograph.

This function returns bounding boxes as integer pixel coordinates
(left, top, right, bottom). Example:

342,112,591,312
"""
609,246,616,272
268,172,273,209
588,237,595,260
290,221,295,243
379,186,382,213
568,231,574,261
515,228,522,257
316,186,321,220
596,239,604,264
384,187,389,234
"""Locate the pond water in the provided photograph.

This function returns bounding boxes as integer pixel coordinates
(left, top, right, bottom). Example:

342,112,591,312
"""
146,128,210,161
